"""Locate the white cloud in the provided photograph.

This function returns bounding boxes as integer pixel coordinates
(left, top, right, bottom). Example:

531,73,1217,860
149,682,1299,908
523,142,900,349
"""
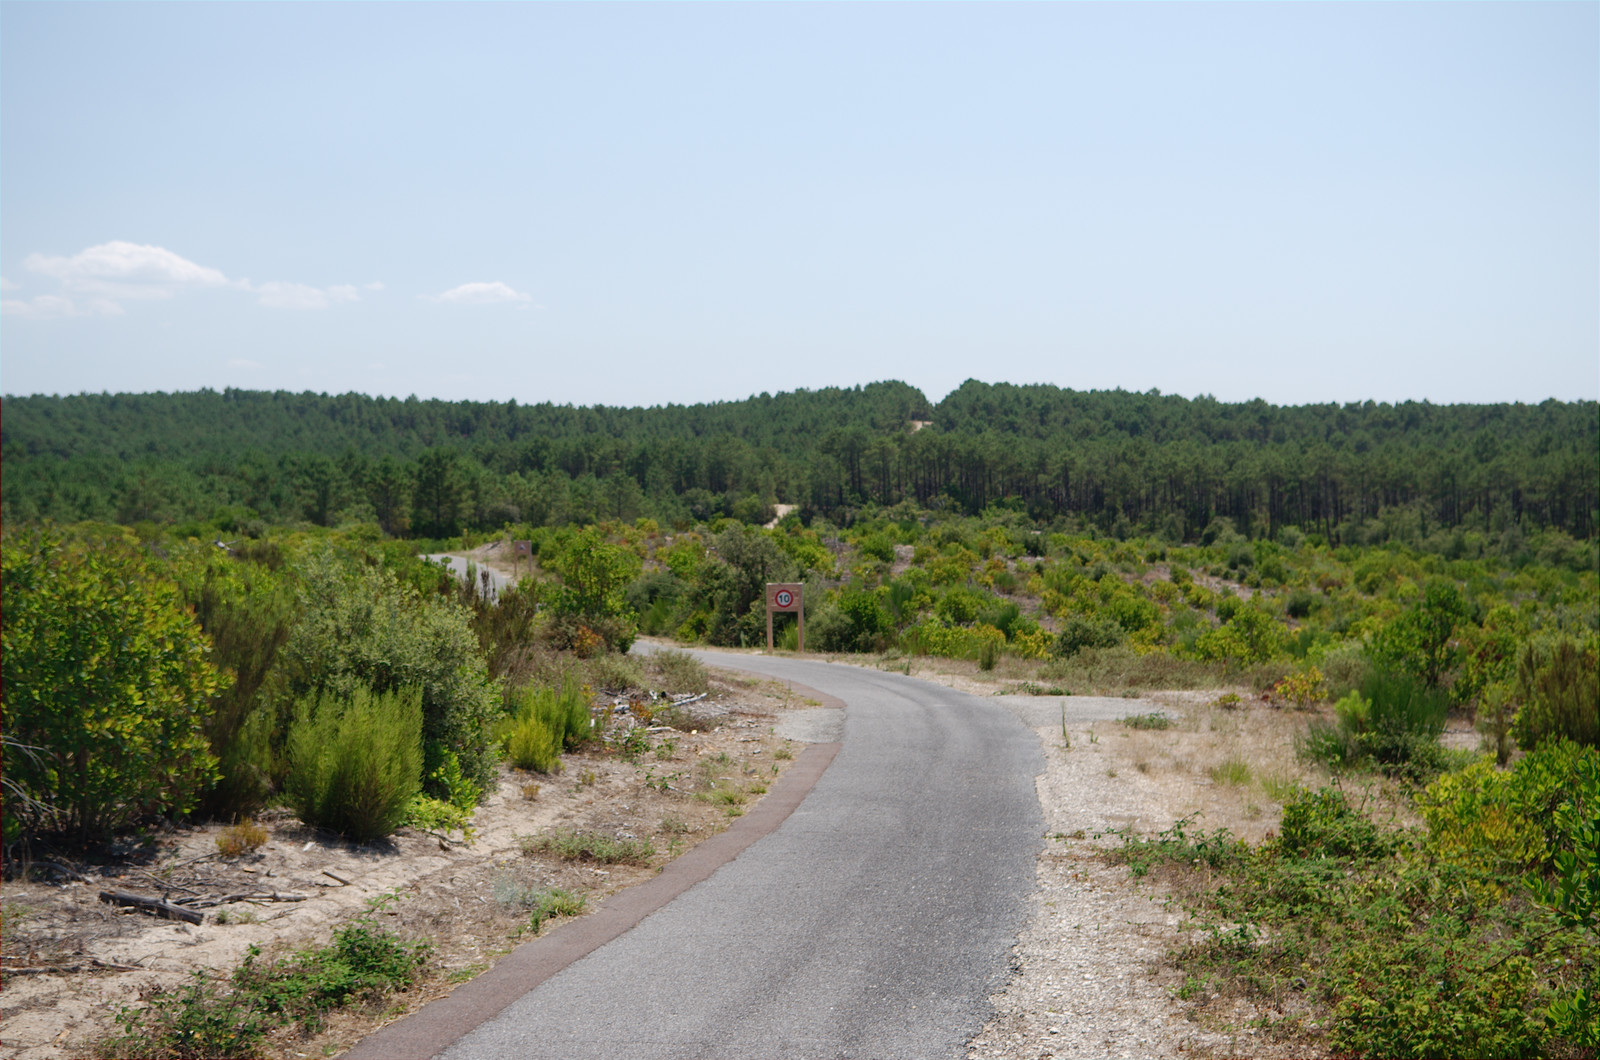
14,240,372,316
432,281,532,305
26,240,231,302
0,277,18,292
1,294,86,319
364,281,385,292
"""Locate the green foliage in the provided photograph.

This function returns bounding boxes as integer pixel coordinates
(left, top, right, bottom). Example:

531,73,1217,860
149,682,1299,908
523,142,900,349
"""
285,686,423,842
281,551,499,798
1511,635,1599,751
1278,787,1398,860
518,827,654,865
545,527,641,652
1053,612,1125,657
1187,602,1289,665
648,649,711,695
1369,581,1470,690
2,528,226,838
98,894,428,1058
1121,712,1171,730
492,875,587,934
177,549,295,820
497,683,593,773
815,589,888,653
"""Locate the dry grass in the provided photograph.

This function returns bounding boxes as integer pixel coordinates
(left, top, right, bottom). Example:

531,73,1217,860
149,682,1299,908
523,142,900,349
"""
1086,695,1422,841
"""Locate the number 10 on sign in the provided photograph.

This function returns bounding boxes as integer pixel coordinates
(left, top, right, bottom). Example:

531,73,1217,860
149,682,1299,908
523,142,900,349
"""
766,583,804,653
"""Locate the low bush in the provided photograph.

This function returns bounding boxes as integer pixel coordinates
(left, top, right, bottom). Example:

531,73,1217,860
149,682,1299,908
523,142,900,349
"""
215,820,268,859
1511,636,1599,751
491,874,587,933
284,687,423,842
1121,712,1171,730
1299,670,1448,782
97,894,429,1058
648,649,711,696
496,683,593,773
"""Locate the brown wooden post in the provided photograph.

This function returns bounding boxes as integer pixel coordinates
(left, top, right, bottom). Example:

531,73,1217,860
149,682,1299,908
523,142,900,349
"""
765,583,804,653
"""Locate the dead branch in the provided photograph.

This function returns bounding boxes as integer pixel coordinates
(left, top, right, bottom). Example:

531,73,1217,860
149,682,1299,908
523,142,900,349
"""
322,869,353,886
98,891,204,925
176,892,307,908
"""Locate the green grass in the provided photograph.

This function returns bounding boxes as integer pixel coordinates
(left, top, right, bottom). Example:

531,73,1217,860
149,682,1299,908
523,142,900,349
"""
1121,711,1172,730
517,827,655,865
1208,755,1251,786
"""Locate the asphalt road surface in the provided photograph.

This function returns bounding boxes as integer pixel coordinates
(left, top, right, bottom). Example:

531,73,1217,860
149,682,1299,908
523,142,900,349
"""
424,553,515,601
391,650,1043,1060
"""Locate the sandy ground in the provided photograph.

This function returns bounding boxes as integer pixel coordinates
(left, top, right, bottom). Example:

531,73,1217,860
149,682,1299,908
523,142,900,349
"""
0,669,814,1060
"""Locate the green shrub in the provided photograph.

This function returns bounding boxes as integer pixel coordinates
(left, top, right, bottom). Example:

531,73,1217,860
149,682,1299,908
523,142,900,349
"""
284,687,423,841
2,528,226,839
497,683,593,773
1511,636,1599,751
282,551,500,799
1278,787,1398,861
98,895,428,1058
1121,712,1171,730
1053,612,1125,657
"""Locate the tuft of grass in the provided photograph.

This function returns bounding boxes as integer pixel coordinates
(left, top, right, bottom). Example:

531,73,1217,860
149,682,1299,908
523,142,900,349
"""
773,743,794,761
517,827,654,865
216,819,268,858
493,874,587,933
1122,712,1172,730
1208,756,1252,786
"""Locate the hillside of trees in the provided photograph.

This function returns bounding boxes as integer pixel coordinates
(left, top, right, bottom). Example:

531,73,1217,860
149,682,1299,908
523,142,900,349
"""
3,382,1595,545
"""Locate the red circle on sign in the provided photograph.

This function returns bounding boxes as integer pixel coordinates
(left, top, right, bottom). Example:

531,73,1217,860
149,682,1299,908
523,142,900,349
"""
775,590,793,607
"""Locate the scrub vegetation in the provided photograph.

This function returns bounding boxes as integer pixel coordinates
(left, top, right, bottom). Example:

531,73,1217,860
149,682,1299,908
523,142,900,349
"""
2,382,1594,1058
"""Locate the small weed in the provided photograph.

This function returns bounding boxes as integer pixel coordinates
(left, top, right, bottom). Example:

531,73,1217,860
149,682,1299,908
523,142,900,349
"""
1209,756,1252,786
521,782,541,801
1213,691,1243,710
213,906,259,926
446,963,487,985
1106,768,1119,778
518,827,654,865
1122,712,1171,730
494,874,587,933
576,769,598,788
659,816,689,835
216,819,268,858
774,743,795,761
654,738,678,760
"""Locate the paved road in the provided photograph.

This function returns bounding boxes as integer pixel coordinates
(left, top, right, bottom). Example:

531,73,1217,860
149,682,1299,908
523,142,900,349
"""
424,553,516,601
433,650,1044,1060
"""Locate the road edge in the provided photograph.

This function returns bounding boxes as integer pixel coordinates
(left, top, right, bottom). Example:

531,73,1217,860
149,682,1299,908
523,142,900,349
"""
344,693,842,1060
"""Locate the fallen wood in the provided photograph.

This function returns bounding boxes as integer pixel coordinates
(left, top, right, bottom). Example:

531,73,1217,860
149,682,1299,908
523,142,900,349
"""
30,861,90,883
178,891,307,908
91,958,143,972
98,890,204,925
322,869,353,886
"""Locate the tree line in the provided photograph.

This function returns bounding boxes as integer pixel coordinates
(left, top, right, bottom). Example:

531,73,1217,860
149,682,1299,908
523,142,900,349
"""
3,381,1593,542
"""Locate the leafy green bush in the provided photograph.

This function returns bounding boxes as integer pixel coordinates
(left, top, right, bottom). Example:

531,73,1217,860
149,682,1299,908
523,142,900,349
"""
284,687,423,841
1511,636,1599,751
2,528,226,839
1277,787,1398,860
1053,612,1125,657
282,551,500,799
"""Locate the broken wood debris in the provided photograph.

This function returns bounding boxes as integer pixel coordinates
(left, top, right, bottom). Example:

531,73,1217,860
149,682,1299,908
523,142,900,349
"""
98,891,203,925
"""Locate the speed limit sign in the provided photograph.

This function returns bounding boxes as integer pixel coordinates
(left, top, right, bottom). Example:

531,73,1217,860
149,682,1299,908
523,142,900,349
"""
766,582,804,652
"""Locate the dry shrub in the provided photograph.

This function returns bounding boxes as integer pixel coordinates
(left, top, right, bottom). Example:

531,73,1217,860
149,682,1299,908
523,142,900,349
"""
216,819,268,858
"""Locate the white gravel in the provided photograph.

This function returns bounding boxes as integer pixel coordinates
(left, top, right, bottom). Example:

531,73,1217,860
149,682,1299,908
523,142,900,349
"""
966,705,1256,1060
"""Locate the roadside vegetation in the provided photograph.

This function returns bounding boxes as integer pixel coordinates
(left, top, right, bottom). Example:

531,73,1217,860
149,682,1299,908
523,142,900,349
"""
2,384,1594,1058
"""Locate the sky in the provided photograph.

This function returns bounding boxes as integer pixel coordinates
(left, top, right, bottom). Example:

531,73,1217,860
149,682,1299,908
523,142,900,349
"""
2,2,1595,409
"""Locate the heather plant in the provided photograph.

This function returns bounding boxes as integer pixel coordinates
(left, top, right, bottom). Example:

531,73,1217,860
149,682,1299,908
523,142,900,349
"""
284,686,423,841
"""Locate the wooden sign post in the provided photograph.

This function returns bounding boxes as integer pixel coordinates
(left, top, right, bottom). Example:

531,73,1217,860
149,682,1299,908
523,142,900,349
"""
513,540,531,580
766,582,804,652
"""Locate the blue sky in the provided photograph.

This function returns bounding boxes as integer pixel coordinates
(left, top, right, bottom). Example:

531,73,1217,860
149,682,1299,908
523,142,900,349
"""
3,2,1595,407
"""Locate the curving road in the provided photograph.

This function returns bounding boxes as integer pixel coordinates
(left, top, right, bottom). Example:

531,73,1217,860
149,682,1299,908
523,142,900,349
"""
354,649,1044,1060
